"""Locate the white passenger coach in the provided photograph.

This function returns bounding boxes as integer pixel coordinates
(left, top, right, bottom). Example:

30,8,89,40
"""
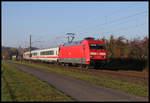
23,47,59,62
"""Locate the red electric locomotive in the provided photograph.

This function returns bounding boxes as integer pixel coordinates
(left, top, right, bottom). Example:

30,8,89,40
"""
58,37,107,68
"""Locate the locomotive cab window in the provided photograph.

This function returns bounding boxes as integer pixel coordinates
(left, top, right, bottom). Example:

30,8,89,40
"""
89,44,105,50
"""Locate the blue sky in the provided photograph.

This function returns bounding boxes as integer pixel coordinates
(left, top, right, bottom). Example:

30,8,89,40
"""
2,2,148,48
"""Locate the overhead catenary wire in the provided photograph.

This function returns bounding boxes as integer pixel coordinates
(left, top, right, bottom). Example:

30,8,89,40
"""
64,10,147,40
101,21,147,35
64,4,143,32
100,21,148,41
33,4,145,41
93,13,148,34
26,6,148,48
74,10,147,34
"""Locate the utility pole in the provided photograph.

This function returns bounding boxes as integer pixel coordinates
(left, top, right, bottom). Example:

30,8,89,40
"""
66,33,75,43
29,35,32,61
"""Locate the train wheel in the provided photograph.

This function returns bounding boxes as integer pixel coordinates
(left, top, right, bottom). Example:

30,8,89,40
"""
62,63,66,66
80,64,83,68
94,63,101,69
80,64,86,69
85,65,89,69
68,63,72,66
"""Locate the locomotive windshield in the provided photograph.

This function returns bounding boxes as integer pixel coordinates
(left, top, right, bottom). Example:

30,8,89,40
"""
89,44,105,49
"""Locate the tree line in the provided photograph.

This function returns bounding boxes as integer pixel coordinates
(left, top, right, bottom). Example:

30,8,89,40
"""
99,35,148,71
2,35,148,61
99,35,148,60
2,35,148,71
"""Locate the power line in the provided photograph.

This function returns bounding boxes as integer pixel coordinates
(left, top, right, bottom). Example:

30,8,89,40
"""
60,5,145,39
32,5,145,41
75,10,147,34
70,4,144,30
77,20,147,40
36,3,146,7
25,7,148,48
75,12,147,38
94,14,147,34
101,21,147,36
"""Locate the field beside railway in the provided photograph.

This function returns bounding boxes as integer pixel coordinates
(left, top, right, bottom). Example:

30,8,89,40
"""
11,60,148,98
1,61,72,102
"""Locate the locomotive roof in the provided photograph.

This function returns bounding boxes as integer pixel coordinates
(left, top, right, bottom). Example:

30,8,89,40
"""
63,39,104,47
63,40,83,47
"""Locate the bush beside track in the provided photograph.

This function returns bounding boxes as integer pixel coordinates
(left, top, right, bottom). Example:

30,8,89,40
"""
11,60,148,98
1,61,72,102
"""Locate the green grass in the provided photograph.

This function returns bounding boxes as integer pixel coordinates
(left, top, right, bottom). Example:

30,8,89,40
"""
1,63,12,101
11,60,148,98
2,78,12,101
1,61,72,102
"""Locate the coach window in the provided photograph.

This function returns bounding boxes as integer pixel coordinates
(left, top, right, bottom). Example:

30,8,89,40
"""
40,52,44,55
34,53,37,56
45,51,48,55
49,51,54,55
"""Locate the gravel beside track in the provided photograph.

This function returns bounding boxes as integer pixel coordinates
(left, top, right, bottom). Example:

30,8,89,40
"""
6,61,148,101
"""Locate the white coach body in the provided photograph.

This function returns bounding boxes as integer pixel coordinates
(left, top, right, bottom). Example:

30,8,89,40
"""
23,47,59,62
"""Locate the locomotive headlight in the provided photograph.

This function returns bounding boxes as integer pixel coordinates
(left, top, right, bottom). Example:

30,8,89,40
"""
99,53,106,55
103,56,106,58
90,52,96,55
90,56,94,58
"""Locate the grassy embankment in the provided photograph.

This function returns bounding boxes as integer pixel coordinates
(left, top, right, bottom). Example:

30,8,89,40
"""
1,61,72,102
1,64,12,101
11,60,148,98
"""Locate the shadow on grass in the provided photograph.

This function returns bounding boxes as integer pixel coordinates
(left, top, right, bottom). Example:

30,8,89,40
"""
97,58,148,71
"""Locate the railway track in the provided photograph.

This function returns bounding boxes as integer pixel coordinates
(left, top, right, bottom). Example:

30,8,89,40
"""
26,61,148,85
31,61,148,78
